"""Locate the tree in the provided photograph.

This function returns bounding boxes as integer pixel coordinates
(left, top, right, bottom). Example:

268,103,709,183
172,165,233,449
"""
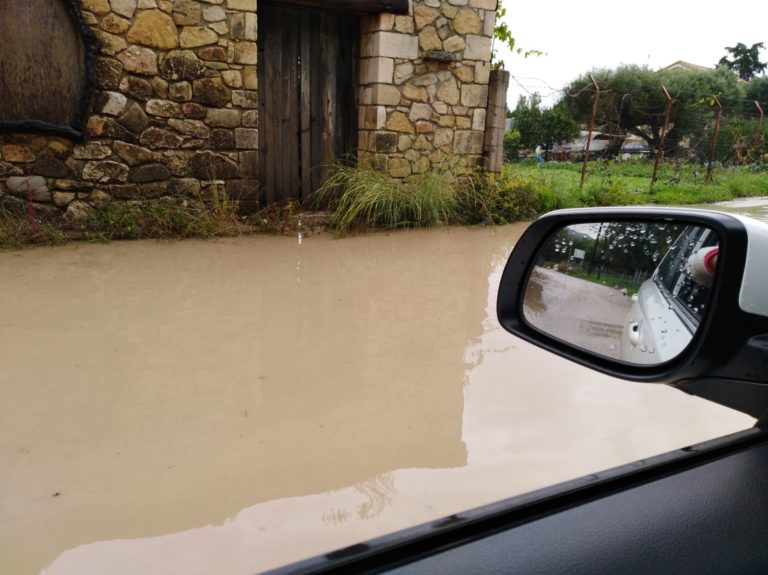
513,95,579,160
562,65,744,157
718,42,767,81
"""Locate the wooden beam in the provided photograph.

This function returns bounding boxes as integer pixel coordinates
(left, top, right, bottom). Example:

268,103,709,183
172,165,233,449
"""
266,0,409,15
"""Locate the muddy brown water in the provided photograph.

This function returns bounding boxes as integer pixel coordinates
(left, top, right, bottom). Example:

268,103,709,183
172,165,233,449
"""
0,220,756,575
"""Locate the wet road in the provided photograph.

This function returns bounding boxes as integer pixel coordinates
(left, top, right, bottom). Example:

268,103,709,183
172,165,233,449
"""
1,205,762,574
524,267,632,359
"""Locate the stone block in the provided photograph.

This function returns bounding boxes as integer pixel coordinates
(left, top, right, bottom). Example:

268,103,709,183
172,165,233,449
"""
394,62,414,85
173,0,202,26
234,41,258,64
361,57,394,85
127,10,179,50
454,130,484,154
360,106,387,130
436,77,460,105
472,109,487,130
388,158,411,178
234,128,258,149
82,161,129,183
117,46,158,75
101,91,128,116
409,103,433,121
461,84,488,107
140,127,183,149
232,90,258,108
111,0,138,18
70,143,110,161
385,111,414,133
114,141,155,165
129,163,171,182
169,119,210,138
1,145,35,163
371,84,402,106
464,35,491,61
414,6,439,30
453,8,482,34
242,110,258,127
159,50,206,81
190,151,240,179
475,61,491,84
434,128,454,148
403,84,429,102
95,58,124,89
418,26,442,51
119,101,150,133
100,14,131,34
371,132,398,153
180,26,218,48
469,0,497,8
169,81,193,101
365,32,418,60
231,12,257,40
443,35,466,53
146,99,182,117
243,66,258,89
210,129,235,149
193,77,231,107
207,108,241,127
227,0,256,10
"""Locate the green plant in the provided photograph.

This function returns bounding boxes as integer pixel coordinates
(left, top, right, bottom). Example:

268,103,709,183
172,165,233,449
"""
311,163,457,236
0,206,68,249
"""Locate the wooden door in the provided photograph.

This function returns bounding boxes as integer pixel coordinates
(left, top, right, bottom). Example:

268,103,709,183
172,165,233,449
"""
258,2,360,204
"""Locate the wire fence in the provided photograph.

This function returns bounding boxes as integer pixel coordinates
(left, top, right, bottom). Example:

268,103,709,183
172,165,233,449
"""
508,73,768,178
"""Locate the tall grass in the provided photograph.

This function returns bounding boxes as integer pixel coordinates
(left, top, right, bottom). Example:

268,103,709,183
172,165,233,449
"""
311,163,457,236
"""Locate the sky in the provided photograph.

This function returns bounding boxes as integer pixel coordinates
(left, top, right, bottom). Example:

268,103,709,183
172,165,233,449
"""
496,1,767,109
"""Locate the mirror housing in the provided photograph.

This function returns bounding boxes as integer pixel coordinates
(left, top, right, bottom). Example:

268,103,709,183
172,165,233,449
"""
497,208,768,418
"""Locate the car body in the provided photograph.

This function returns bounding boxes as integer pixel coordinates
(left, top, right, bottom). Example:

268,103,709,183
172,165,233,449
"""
621,225,718,364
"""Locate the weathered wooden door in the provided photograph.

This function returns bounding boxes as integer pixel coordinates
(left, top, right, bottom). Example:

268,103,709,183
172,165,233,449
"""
0,0,93,138
258,2,360,204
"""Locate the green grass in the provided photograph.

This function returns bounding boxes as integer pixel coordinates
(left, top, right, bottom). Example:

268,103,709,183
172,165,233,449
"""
311,163,457,236
511,160,768,211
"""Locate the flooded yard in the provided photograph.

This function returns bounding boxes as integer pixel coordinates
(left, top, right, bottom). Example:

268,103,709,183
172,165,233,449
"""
0,214,759,574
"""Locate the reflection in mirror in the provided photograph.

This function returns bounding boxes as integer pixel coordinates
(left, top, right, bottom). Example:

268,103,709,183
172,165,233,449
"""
523,221,719,365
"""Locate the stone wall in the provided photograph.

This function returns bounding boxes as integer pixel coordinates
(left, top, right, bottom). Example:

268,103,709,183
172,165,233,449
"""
0,0,260,217
0,0,499,216
357,0,496,178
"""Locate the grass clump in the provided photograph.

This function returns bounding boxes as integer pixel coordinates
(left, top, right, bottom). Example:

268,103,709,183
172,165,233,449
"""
0,207,68,249
455,170,541,225
83,187,242,241
311,163,457,236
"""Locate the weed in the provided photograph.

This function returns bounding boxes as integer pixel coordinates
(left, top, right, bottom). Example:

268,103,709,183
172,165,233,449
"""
311,163,457,236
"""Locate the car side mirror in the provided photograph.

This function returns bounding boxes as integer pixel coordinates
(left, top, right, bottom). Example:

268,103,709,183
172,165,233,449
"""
497,208,768,418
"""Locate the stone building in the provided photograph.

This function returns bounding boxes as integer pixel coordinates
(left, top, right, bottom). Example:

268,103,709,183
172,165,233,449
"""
0,0,507,214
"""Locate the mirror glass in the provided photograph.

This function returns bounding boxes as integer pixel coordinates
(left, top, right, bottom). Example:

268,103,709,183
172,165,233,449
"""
522,221,719,365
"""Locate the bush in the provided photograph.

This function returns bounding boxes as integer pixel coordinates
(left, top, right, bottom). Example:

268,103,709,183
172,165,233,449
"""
455,170,542,225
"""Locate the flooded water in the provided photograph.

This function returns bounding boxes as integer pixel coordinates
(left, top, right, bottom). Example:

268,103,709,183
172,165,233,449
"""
0,218,756,574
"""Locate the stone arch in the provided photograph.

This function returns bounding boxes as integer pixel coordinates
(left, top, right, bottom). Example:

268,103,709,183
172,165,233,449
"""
0,0,97,139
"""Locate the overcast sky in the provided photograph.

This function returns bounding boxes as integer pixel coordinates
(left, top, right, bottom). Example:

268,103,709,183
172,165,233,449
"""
496,1,767,108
